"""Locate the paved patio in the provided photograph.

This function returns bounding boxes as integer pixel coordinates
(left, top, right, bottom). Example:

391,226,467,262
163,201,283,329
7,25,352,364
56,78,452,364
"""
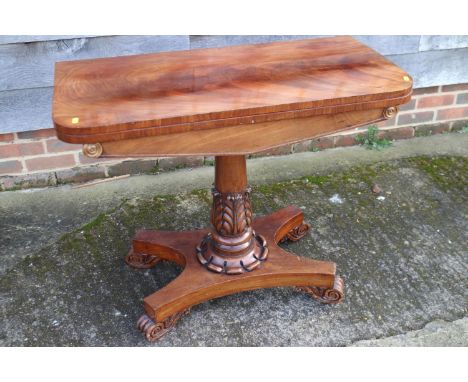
0,133,467,346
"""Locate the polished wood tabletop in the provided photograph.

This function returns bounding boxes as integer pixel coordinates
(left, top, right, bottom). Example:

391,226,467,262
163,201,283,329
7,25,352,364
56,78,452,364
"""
53,36,412,144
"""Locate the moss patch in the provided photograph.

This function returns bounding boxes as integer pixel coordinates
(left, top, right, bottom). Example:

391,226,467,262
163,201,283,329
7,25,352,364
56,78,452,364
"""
408,156,468,193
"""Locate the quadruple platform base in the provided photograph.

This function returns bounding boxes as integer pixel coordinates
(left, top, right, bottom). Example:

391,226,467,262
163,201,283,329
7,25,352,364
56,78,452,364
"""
126,205,344,342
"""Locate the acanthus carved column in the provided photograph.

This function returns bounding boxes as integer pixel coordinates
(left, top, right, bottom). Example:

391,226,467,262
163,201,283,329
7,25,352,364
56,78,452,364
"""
196,156,268,274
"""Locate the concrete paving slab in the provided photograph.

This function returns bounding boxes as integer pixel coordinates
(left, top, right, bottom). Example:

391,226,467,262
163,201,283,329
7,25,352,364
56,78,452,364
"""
351,317,468,346
0,133,467,346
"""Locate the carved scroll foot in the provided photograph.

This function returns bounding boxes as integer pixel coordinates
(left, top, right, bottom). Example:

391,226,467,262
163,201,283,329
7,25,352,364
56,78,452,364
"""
125,249,161,269
296,276,345,304
136,309,190,342
280,221,311,243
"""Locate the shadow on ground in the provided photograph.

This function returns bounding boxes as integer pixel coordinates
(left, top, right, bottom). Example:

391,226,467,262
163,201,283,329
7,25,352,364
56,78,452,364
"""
0,155,467,346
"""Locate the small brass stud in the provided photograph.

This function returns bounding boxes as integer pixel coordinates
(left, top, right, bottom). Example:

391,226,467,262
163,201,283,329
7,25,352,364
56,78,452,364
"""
71,117,79,124
403,76,410,82
82,143,103,158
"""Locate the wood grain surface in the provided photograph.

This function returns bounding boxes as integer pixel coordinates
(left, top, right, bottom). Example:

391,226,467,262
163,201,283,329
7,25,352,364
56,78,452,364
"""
98,107,390,156
133,206,338,322
53,36,412,144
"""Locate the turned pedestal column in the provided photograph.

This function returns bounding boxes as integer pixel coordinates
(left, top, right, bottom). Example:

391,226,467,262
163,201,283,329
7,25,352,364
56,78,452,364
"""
196,156,268,274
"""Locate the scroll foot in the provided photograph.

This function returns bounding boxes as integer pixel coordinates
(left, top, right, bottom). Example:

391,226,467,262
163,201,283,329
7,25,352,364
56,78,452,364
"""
280,222,311,243
125,249,161,269
296,276,344,304
137,309,190,342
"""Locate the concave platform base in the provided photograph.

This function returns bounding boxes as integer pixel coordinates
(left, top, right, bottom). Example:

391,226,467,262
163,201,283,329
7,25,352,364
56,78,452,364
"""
126,205,344,342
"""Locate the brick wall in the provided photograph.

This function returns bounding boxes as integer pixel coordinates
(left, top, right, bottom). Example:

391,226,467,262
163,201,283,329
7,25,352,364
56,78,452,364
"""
1,84,467,191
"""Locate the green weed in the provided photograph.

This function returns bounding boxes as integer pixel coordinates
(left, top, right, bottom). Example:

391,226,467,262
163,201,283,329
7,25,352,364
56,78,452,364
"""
355,126,392,150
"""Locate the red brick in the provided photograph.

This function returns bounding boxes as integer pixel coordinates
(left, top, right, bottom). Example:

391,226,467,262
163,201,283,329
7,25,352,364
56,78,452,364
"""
0,142,44,159
399,98,416,112
55,166,107,184
0,160,23,175
108,159,160,177
441,83,468,92
397,111,434,126
456,93,468,104
0,133,15,143
78,152,116,165
415,123,451,136
436,107,468,121
313,136,334,149
157,156,205,171
412,86,439,96
417,94,454,108
25,154,76,172
17,128,56,140
46,138,81,153
451,119,468,132
377,126,414,140
334,133,359,148
375,118,396,128
293,136,335,153
292,139,312,153
251,144,293,157
0,173,56,190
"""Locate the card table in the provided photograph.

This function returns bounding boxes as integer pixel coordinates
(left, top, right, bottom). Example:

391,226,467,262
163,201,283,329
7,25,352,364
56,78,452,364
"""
53,36,412,341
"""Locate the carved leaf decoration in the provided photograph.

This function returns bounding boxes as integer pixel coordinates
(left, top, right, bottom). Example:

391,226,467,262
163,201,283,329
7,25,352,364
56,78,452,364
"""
222,199,235,234
236,200,247,233
213,198,224,232
211,189,253,235
244,196,252,226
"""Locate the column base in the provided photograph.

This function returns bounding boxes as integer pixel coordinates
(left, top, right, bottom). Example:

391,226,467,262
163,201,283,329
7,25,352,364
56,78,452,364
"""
196,230,268,274
127,205,344,342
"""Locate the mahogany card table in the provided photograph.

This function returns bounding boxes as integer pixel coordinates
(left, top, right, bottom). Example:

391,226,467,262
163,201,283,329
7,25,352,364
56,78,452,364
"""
53,36,412,342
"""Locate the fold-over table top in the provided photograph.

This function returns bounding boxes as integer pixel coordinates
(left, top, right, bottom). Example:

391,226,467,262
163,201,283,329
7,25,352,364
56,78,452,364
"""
53,36,412,143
